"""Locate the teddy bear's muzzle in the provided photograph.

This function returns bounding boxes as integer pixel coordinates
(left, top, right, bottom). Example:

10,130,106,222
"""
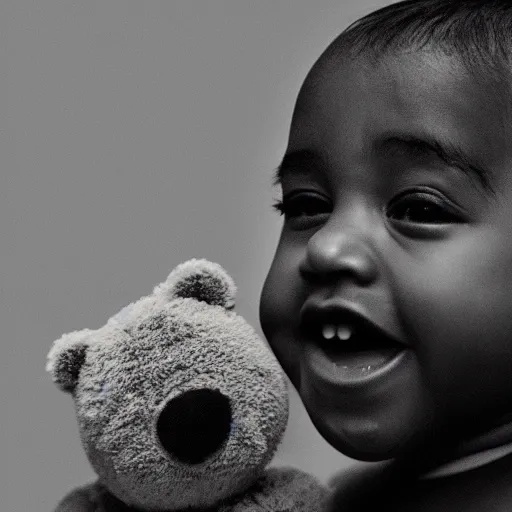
156,388,232,464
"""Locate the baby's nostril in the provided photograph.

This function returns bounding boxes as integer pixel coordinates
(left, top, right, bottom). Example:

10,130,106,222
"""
156,388,232,464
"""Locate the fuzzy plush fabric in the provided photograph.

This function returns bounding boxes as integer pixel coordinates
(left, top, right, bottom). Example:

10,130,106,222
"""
54,467,327,512
47,260,326,511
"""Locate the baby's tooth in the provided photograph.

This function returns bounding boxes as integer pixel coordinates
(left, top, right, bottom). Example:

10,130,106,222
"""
322,324,336,339
337,325,352,340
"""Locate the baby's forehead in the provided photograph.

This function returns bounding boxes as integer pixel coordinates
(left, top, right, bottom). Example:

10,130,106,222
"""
299,46,502,108
295,49,508,142
283,49,512,199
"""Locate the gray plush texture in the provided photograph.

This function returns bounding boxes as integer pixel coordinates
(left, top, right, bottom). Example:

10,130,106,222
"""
155,259,237,309
54,467,327,512
47,259,326,511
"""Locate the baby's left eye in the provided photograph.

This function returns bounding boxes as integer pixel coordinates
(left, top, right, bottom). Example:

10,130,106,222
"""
386,192,461,224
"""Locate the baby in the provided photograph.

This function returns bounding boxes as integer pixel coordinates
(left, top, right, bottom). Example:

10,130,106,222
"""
259,0,512,510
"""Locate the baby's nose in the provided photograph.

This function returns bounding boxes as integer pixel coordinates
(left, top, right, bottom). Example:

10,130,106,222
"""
300,226,378,285
156,388,232,464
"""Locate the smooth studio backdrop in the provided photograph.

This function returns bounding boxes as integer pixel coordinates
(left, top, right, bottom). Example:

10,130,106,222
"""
3,1,397,510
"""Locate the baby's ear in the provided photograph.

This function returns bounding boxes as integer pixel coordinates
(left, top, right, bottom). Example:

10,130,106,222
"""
154,259,237,309
46,329,91,392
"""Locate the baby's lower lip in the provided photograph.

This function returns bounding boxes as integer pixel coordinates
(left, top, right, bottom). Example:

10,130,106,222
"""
326,346,401,375
302,338,407,386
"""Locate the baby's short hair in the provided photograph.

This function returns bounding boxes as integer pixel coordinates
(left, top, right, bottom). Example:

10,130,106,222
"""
329,0,512,84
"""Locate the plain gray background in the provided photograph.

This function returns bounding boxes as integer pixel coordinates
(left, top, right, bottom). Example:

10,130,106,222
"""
3,1,398,510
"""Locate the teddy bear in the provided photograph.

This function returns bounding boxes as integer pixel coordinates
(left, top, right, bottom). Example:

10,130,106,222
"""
47,259,327,511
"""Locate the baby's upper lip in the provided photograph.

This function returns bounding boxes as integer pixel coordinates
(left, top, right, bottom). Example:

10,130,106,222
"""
299,299,407,347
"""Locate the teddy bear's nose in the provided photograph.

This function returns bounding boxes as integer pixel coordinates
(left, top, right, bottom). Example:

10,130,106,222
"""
156,388,232,464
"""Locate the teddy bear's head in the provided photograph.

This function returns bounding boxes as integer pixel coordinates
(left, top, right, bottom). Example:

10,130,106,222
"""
47,260,289,511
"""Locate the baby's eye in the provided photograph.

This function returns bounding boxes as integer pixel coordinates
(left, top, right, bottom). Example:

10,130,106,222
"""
273,193,332,223
386,192,461,224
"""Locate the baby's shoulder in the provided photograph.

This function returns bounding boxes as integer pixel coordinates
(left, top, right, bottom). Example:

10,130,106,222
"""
326,462,393,511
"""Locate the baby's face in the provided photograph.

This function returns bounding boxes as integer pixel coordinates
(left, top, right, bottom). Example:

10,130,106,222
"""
260,49,512,462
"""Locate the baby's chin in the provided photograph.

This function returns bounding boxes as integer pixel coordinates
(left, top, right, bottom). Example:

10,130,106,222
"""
311,414,400,462
302,393,435,464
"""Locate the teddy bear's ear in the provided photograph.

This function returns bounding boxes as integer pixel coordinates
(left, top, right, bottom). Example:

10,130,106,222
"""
154,259,237,309
46,329,91,392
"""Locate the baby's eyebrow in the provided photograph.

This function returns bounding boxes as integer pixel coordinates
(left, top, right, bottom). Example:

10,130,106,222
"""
273,149,326,186
274,137,496,198
375,134,496,197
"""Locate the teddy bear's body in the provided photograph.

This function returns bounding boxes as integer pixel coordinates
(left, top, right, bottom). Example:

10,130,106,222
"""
55,468,324,512
47,260,326,512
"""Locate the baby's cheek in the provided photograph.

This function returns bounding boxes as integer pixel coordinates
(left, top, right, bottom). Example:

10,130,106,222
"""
394,256,512,428
260,271,291,334
261,247,305,321
260,294,301,387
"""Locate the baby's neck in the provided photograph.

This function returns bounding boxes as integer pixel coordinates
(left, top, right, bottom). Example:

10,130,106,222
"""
352,424,512,512
420,414,512,480
457,414,512,457
388,453,512,512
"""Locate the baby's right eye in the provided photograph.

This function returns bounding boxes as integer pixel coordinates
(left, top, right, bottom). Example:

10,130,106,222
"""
273,193,331,227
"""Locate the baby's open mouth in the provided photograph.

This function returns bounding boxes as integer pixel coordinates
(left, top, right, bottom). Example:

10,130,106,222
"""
315,321,403,372
300,304,406,380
